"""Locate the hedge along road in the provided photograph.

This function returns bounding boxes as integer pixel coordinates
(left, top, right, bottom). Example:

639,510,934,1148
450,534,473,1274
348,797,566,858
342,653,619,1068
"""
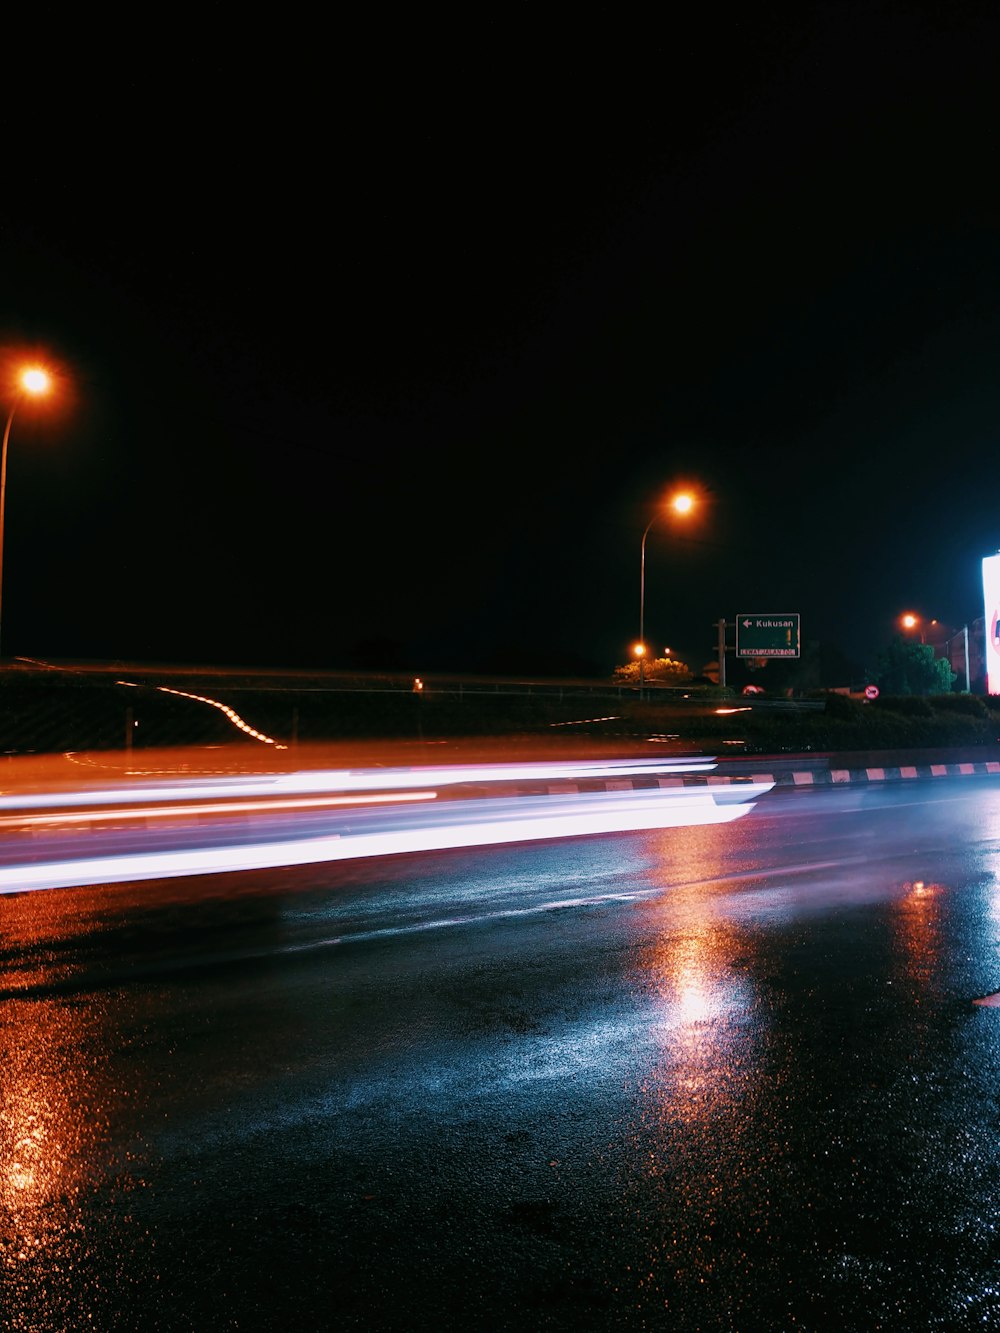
1,656,998,754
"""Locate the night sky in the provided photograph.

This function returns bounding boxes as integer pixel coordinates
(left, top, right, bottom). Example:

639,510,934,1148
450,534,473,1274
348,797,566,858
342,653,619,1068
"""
2,7,999,682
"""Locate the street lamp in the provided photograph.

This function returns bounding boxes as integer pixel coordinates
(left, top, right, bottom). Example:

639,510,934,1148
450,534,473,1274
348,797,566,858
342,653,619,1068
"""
900,612,925,644
638,489,696,697
1,366,52,658
902,611,970,689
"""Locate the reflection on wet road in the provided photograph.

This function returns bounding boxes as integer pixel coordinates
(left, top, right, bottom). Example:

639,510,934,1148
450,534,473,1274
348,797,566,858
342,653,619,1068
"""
3,763,1000,1330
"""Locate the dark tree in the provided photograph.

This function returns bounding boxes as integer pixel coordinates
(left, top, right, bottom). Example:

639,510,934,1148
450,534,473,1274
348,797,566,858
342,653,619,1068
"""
872,636,956,696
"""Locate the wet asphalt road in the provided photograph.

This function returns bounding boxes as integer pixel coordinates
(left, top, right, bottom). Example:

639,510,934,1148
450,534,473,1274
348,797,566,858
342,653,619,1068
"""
4,776,1000,1331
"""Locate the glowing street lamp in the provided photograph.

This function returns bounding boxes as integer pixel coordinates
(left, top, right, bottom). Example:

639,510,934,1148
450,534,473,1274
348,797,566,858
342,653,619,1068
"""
1,365,53,658
900,612,925,643
638,488,697,697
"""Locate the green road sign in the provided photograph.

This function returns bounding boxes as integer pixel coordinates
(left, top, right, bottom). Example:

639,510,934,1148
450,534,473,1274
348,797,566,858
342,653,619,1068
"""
736,613,800,658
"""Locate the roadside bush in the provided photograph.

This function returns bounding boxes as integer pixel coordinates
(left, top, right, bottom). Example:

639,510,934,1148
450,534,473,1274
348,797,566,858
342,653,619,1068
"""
822,692,866,721
921,712,998,746
874,695,934,717
929,694,989,718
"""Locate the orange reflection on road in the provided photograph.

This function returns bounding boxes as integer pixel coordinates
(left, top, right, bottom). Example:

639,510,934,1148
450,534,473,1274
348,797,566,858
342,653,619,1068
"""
1,997,104,1259
0,887,157,1288
640,894,755,1129
890,878,946,999
617,824,774,1311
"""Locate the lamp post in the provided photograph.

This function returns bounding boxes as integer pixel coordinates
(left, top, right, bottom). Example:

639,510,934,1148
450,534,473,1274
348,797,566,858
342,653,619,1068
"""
638,489,695,698
1,367,52,659
633,640,646,692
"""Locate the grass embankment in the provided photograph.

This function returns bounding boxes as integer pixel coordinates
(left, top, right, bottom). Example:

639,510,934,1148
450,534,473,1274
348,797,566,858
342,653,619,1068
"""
0,666,997,756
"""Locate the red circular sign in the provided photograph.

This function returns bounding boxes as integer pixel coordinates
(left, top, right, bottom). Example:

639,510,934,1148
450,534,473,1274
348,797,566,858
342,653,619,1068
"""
864,684,879,699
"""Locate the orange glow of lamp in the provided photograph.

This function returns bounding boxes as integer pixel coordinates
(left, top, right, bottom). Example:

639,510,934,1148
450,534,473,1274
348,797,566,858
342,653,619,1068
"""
900,612,925,644
1,365,55,659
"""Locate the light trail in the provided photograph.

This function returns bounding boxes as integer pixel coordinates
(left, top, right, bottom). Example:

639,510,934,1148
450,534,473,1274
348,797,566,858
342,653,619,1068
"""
0,784,772,894
0,789,438,830
117,680,287,748
0,755,718,813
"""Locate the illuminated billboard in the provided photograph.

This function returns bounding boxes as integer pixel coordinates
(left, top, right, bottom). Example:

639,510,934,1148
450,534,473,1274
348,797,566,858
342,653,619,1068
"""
984,553,1000,695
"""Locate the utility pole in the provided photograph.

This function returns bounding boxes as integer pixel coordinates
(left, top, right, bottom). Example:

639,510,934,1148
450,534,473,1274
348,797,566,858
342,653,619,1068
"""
943,625,971,692
716,618,727,688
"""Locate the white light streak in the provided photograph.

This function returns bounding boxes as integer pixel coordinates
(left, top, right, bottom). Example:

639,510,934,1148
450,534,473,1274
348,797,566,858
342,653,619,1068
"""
0,756,718,813
0,786,770,893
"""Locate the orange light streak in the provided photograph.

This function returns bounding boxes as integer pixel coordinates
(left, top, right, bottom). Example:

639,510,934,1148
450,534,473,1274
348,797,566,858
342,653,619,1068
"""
0,788,438,829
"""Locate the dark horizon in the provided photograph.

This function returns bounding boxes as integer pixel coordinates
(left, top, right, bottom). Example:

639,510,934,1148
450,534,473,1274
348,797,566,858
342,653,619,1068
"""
2,6,998,684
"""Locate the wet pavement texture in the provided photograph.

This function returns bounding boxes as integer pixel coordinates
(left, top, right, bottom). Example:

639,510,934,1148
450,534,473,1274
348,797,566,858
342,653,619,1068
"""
4,777,1000,1330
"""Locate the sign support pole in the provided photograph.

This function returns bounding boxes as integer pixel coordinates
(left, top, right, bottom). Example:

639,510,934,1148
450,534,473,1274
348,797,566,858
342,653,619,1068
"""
716,618,727,688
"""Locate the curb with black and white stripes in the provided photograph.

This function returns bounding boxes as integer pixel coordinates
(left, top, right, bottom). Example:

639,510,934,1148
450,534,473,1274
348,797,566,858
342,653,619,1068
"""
519,760,1000,796
721,760,1000,788
748,759,1000,787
